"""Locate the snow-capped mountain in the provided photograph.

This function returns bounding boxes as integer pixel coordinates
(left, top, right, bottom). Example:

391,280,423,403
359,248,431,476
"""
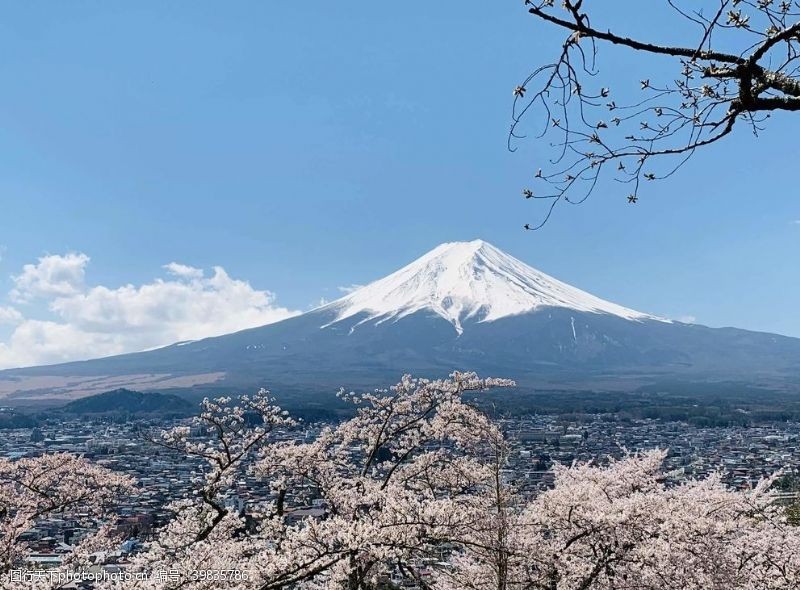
321,239,661,333
2,240,800,405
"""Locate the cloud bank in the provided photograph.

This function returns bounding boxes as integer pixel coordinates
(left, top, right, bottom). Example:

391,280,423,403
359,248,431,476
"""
0,253,300,369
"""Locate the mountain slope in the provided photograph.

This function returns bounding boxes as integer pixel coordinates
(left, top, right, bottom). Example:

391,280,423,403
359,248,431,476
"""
1,240,799,404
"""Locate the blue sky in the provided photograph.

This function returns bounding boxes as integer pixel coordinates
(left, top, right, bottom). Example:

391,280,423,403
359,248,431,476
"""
0,2,798,367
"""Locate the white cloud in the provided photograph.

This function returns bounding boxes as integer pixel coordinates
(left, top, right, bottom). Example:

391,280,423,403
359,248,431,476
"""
338,284,364,294
676,315,697,324
163,262,204,280
0,255,300,369
0,306,22,325
0,320,111,369
793,220,800,225
10,253,89,302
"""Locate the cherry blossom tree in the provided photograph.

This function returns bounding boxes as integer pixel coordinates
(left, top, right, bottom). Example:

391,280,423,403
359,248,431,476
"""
110,390,296,590
437,450,800,590
0,452,135,587
514,1,800,228
116,373,514,590
253,372,515,589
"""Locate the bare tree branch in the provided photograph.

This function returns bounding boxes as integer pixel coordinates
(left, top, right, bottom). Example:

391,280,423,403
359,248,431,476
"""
514,0,800,229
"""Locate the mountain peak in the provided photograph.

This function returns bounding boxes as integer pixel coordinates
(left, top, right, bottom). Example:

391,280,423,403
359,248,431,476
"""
322,240,663,334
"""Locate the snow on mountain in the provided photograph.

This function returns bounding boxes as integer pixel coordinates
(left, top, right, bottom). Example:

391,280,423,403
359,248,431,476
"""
321,239,665,334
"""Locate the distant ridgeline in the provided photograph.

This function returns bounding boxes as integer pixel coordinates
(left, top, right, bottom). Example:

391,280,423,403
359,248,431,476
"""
0,389,198,428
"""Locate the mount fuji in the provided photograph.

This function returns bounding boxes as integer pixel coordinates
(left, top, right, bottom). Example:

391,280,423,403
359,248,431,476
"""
2,239,800,405
322,240,662,334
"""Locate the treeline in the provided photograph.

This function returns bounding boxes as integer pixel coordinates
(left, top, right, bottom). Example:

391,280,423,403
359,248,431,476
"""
471,388,800,427
0,411,37,430
4,383,800,430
